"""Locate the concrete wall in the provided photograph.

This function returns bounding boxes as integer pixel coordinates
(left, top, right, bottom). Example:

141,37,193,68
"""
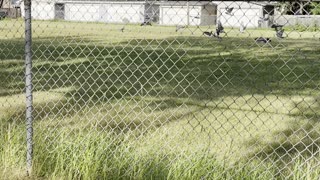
21,0,279,28
65,4,100,22
145,3,159,23
64,3,145,23
274,15,320,27
22,1,146,24
215,1,263,28
220,8,261,28
201,4,216,26
160,5,201,26
99,3,145,23
21,1,55,20
160,4,216,26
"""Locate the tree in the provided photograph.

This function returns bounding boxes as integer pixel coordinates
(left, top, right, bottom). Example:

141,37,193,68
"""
276,2,320,15
310,2,320,15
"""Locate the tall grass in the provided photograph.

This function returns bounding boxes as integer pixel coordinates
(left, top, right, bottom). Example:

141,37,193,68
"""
1,19,320,179
3,124,320,179
0,124,26,179
0,124,278,179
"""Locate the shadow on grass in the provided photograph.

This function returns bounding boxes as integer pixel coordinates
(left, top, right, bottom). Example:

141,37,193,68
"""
1,35,320,171
1,35,320,117
244,95,320,178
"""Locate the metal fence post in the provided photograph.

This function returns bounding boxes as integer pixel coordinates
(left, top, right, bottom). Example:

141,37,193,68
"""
24,0,33,175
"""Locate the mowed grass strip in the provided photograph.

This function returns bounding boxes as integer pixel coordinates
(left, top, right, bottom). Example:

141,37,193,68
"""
0,19,320,179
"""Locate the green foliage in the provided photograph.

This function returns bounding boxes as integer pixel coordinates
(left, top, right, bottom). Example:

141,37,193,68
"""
276,2,291,15
310,22,320,31
310,2,320,15
276,2,320,15
294,23,308,32
284,22,320,32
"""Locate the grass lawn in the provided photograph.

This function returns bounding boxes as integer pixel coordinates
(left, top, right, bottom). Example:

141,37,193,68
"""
1,19,320,179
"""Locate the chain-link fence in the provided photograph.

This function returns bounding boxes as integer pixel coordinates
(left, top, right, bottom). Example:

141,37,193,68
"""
1,0,320,179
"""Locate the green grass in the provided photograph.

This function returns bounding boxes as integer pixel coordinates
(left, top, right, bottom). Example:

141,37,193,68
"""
1,19,320,179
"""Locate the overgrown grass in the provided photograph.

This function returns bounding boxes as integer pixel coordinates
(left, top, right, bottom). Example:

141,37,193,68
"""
1,19,320,179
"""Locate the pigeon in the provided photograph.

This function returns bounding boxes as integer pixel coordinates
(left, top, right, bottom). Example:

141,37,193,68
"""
175,25,186,32
225,7,234,15
271,24,283,31
276,29,284,38
255,37,271,43
203,31,213,37
213,20,224,39
119,26,125,32
140,21,152,26
240,21,246,33
190,15,200,19
259,15,269,21
271,24,284,38
217,20,224,33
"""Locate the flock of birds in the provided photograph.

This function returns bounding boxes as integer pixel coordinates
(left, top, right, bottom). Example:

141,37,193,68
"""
119,20,152,32
202,19,284,43
119,6,285,43
203,20,225,40
202,6,285,43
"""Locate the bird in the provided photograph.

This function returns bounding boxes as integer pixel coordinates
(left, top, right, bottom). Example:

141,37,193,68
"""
225,7,234,15
190,15,200,19
203,31,213,37
175,25,186,32
213,20,224,39
255,37,271,43
276,29,284,38
259,15,269,21
140,21,152,26
119,26,125,32
239,21,246,33
271,24,283,30
271,24,284,38
216,20,224,33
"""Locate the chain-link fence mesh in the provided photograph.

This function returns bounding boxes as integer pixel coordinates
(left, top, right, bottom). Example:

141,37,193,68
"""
1,0,320,179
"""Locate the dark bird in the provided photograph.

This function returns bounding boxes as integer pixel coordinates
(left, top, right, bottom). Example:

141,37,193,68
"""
119,26,125,32
213,20,224,39
175,25,186,32
203,31,213,37
225,7,234,15
276,29,284,38
271,24,284,38
255,37,271,43
140,21,152,26
217,20,224,33
190,15,200,19
239,21,246,33
271,24,283,30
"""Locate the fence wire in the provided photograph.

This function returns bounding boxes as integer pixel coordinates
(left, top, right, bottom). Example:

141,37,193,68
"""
1,0,320,179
